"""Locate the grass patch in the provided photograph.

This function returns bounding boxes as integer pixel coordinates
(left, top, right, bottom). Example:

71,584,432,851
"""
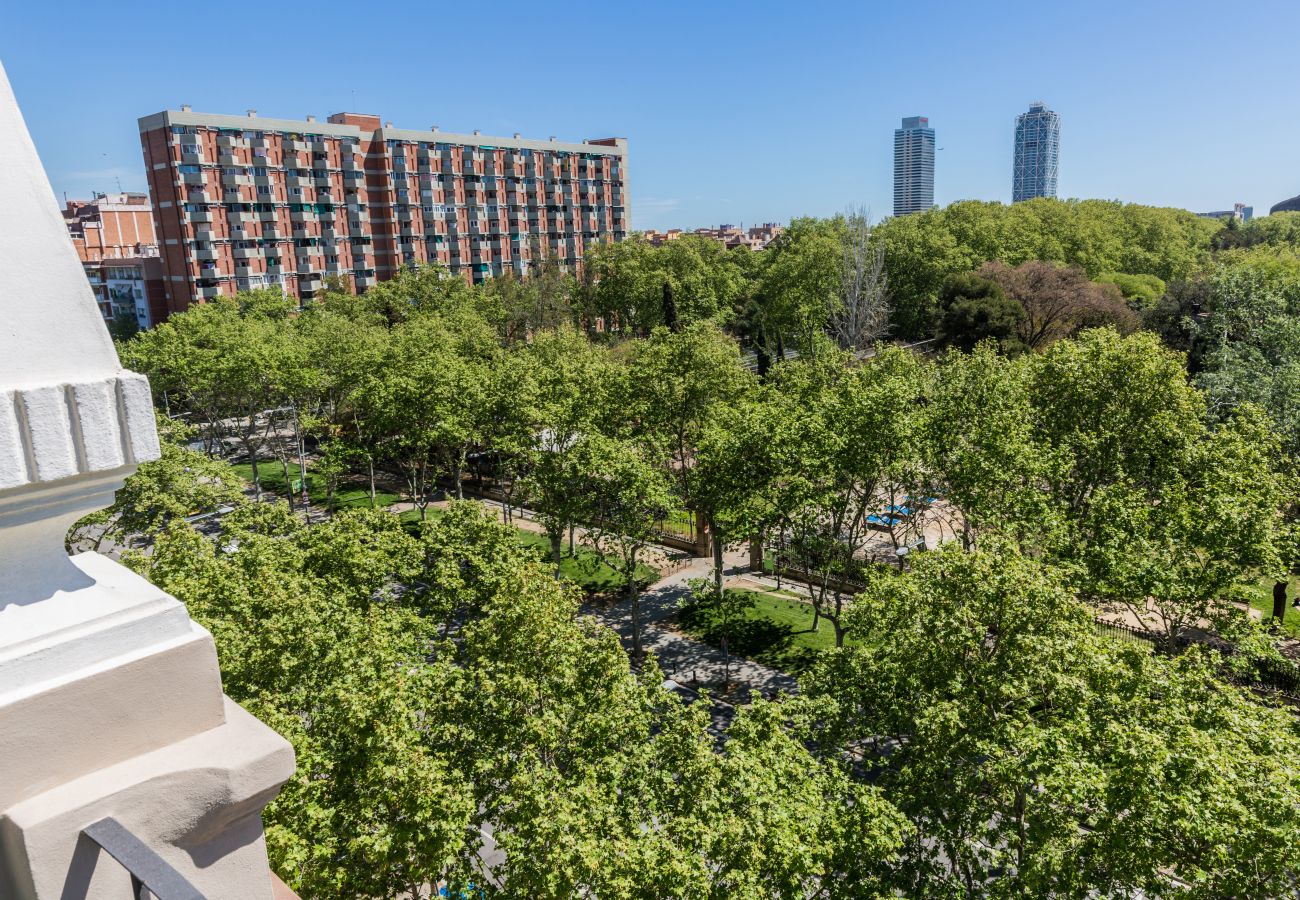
515,530,659,595
1244,575,1300,639
676,588,842,676
231,460,401,510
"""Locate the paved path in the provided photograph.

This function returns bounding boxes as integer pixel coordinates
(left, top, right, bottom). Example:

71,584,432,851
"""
582,548,799,703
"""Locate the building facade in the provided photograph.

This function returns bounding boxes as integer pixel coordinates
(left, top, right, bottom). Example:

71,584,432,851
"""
1012,102,1060,202
893,116,935,217
138,108,628,309
1197,202,1253,223
63,192,166,328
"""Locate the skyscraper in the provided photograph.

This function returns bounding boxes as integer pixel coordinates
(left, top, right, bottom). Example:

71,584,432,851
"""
1012,102,1060,202
893,116,935,216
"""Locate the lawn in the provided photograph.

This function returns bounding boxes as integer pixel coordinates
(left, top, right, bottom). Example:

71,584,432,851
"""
230,460,401,510
399,508,658,596
676,588,842,676
1244,575,1300,639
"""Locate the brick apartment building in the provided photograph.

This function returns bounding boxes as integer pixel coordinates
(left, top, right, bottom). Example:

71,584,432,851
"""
63,192,166,328
138,107,628,309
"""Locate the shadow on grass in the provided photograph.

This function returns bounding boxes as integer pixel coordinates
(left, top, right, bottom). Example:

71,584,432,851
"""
676,593,832,677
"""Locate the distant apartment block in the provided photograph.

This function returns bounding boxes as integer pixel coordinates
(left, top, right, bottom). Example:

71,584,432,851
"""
893,116,935,216
643,223,783,250
1012,102,1060,202
62,192,165,328
644,228,683,247
138,107,628,309
1197,202,1253,223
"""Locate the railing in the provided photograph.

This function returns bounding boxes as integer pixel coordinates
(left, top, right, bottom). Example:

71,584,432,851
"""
81,818,205,900
1092,619,1300,700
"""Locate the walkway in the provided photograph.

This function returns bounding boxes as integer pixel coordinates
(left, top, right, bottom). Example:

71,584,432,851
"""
581,547,799,703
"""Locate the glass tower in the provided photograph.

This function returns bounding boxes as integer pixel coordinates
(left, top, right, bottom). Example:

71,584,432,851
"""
1013,102,1060,202
893,116,935,216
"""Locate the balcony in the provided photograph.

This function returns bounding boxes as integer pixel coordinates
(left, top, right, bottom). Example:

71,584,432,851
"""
222,173,252,188
233,246,259,259
198,284,223,299
292,227,312,240
230,225,253,240
181,172,205,186
217,134,246,150
355,273,377,288
180,149,203,165
254,174,275,187
195,246,218,261
189,210,213,223
236,263,258,277
262,227,281,240
289,209,317,223
342,155,363,172
188,189,212,204
194,226,214,241
286,139,309,153
314,175,332,188
228,211,255,224
178,131,200,146
285,173,310,188
259,207,279,221
311,139,330,153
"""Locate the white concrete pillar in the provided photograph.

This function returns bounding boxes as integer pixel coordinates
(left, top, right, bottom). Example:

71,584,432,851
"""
0,59,294,899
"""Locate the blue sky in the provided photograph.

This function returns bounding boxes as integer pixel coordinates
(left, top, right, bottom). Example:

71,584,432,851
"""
4,0,1298,230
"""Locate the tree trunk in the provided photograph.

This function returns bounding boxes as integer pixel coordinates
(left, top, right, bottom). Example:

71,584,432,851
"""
712,528,725,599
367,455,376,508
549,532,563,576
454,459,464,500
628,575,642,660
1273,580,1289,623
280,457,293,511
569,523,576,556
250,455,262,501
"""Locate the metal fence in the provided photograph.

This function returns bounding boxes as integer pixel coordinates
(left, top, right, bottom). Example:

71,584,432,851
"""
1092,618,1300,701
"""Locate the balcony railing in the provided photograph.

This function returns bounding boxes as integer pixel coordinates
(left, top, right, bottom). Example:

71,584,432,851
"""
82,817,205,899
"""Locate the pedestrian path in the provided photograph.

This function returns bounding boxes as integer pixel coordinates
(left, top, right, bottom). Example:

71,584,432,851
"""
582,549,799,702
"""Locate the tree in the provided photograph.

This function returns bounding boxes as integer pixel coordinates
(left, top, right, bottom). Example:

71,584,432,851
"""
519,326,620,569
1096,271,1165,308
937,271,1025,354
121,293,301,495
756,217,844,354
830,206,890,351
577,435,673,659
583,234,746,334
626,322,755,585
804,542,1300,899
778,348,930,645
979,260,1137,351
107,310,140,342
132,507,472,899
67,415,244,553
